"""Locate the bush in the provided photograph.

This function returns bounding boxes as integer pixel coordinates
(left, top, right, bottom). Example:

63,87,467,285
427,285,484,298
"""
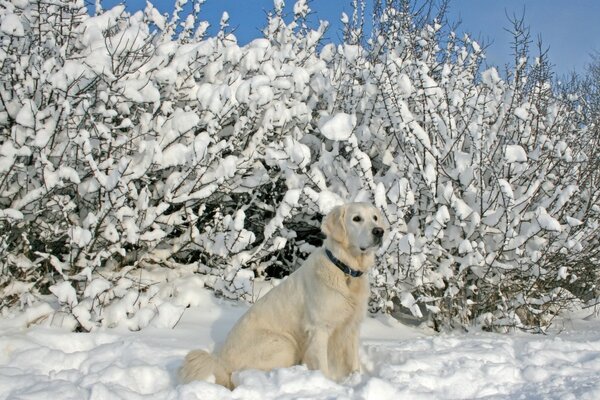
0,0,598,332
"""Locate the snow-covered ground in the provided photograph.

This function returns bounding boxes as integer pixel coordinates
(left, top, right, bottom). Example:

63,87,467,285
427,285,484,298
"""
1,288,599,400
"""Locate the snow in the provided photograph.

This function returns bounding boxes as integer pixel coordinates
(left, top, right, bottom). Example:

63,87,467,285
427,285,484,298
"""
397,73,414,97
1,288,600,399
283,137,311,169
505,144,528,163
304,187,345,214
69,226,93,248
144,2,166,30
1,0,598,383
293,0,309,17
0,208,23,220
0,13,24,37
15,99,36,128
162,143,192,168
318,113,357,140
514,105,530,120
557,266,569,280
264,189,302,238
536,207,562,232
481,67,501,87
48,281,78,307
497,178,515,204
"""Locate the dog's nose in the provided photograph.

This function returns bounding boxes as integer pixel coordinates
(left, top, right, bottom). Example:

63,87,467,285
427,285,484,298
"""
372,227,384,238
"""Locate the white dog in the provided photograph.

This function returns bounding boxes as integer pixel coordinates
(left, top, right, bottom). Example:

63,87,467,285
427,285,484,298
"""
179,202,386,388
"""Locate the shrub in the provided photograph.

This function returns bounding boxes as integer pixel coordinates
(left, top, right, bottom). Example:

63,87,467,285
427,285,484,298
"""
0,0,597,332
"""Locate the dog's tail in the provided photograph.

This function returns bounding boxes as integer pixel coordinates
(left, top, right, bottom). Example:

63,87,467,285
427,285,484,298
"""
179,349,232,389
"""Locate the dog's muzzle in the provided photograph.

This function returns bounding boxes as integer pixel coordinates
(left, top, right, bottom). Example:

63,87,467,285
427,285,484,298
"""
360,227,384,251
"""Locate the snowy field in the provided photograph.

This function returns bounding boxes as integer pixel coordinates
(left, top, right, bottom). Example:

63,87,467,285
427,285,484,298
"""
1,288,599,400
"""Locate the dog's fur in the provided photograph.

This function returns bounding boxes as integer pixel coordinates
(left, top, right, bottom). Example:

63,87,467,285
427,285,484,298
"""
179,202,386,388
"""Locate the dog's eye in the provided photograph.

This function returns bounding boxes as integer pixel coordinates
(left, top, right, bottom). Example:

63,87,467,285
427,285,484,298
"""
353,216,362,222
373,215,378,221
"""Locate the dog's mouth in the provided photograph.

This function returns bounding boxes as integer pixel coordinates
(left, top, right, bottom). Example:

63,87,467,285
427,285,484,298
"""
360,238,383,252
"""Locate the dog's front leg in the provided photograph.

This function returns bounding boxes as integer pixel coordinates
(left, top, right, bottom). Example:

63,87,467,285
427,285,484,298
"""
303,327,332,378
346,327,360,373
329,324,360,378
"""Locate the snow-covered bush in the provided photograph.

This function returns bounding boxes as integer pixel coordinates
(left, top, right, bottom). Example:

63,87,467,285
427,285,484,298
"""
0,0,598,332
353,4,600,330
0,0,332,330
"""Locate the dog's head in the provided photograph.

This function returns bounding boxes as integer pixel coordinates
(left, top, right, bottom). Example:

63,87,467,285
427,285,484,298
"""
321,202,386,254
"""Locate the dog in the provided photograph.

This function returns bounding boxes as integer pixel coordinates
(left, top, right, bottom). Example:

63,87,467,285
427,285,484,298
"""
179,202,386,388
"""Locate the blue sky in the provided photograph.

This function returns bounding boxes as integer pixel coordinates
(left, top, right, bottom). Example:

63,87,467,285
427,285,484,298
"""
102,0,599,77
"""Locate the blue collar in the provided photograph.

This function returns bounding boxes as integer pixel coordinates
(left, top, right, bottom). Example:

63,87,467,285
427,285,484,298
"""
325,249,363,278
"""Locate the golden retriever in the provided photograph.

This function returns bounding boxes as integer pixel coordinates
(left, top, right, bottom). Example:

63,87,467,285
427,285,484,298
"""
179,202,386,388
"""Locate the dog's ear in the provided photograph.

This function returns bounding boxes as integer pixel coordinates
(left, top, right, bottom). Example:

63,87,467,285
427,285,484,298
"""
321,205,347,244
